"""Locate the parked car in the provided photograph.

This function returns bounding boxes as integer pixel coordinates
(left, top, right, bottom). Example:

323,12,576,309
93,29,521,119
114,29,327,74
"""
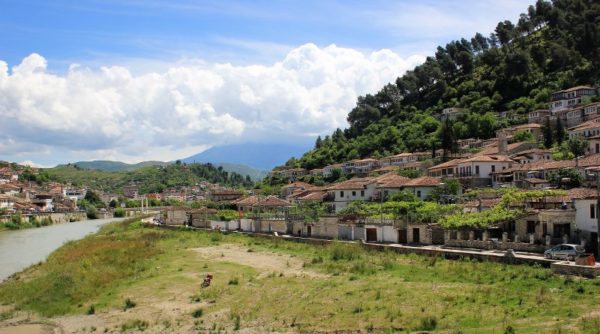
543,244,585,260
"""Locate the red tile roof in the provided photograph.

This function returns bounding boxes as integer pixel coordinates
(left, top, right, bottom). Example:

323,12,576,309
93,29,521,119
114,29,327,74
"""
403,176,443,187
254,196,291,207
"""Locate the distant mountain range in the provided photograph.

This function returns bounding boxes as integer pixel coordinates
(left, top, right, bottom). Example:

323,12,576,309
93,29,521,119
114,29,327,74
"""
60,143,311,181
182,143,312,170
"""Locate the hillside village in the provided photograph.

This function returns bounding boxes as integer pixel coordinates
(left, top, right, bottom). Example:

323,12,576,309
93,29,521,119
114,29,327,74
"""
162,85,600,257
5,85,600,258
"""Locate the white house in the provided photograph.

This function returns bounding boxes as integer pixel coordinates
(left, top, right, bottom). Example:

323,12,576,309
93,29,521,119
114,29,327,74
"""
401,177,443,200
342,158,380,175
327,178,377,213
456,155,514,184
510,149,553,164
550,86,596,113
568,119,600,138
0,194,15,211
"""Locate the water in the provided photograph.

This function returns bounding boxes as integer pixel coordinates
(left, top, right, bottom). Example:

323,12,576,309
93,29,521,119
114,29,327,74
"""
0,218,122,281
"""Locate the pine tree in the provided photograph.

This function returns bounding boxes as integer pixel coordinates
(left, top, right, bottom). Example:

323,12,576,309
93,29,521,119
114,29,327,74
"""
556,117,565,144
543,117,553,148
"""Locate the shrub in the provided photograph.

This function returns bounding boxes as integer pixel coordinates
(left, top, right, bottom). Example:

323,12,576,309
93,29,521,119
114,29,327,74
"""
86,305,95,315
417,316,438,331
123,298,136,310
86,207,98,220
113,207,125,218
191,308,203,318
330,243,359,261
233,314,241,330
228,277,239,285
121,319,148,331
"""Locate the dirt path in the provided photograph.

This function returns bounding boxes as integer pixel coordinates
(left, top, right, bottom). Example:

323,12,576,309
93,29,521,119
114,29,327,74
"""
0,324,56,334
192,244,327,278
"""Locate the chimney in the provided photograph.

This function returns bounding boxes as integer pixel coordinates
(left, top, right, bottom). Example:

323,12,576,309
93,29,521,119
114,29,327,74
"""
498,131,508,155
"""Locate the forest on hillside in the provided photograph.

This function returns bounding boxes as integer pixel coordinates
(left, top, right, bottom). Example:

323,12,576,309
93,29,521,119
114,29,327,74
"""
294,0,600,170
44,161,254,194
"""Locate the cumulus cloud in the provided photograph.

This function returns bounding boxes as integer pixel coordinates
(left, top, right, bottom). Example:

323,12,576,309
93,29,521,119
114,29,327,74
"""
0,44,424,163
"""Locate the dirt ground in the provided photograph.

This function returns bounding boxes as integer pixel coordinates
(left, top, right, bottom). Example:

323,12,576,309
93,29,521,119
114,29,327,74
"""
192,244,327,278
0,244,322,334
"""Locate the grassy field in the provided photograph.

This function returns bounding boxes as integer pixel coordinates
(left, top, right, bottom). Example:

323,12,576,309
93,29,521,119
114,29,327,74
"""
2,220,600,333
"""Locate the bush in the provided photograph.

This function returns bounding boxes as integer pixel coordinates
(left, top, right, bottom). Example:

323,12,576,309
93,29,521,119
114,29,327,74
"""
113,207,125,218
191,308,203,318
330,243,360,261
123,298,136,310
417,316,438,331
228,277,239,285
86,207,98,220
86,304,95,315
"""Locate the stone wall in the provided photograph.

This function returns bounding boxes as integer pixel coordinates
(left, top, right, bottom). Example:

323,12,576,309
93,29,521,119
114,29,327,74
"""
444,239,547,253
551,261,600,278
1,212,87,224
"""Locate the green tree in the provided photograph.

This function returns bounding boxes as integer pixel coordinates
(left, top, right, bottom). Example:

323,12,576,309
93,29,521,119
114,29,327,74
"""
513,130,535,142
543,118,553,148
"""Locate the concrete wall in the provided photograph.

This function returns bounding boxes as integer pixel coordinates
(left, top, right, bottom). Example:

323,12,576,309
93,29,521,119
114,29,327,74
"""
310,217,338,239
258,220,287,234
165,209,187,225
575,199,597,234
407,224,432,244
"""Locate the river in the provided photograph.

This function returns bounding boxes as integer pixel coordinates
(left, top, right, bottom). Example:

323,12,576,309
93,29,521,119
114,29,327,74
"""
0,217,122,281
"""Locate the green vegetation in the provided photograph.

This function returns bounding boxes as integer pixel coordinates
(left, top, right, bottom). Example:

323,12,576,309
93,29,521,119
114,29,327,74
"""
113,207,126,218
293,1,600,169
45,161,254,194
1,214,53,230
2,219,600,332
441,189,566,229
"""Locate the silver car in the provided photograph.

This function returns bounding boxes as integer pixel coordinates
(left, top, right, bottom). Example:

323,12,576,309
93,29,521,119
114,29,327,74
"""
544,244,585,260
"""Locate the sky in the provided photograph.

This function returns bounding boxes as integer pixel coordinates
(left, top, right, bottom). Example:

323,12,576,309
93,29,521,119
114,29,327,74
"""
0,0,532,167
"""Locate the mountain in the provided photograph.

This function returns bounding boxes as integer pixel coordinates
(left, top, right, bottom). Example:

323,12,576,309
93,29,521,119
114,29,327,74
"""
182,143,312,170
68,160,170,172
45,162,254,194
215,163,268,181
294,0,600,170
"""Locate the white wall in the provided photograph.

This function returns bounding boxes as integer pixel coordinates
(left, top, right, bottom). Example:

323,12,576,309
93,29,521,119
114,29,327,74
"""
575,199,598,233
334,184,376,213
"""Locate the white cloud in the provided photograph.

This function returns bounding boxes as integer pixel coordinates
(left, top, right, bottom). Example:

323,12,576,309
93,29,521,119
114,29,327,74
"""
0,44,424,163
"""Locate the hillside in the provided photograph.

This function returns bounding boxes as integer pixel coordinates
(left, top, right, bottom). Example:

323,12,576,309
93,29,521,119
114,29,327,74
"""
68,160,169,172
66,160,266,181
294,0,600,170
44,162,254,194
183,143,312,170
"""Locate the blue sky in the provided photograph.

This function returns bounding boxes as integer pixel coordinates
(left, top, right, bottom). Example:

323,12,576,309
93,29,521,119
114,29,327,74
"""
0,0,532,166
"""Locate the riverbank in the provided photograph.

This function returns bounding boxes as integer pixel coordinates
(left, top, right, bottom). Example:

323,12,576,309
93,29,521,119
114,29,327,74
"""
0,217,123,281
0,212,90,231
1,220,600,333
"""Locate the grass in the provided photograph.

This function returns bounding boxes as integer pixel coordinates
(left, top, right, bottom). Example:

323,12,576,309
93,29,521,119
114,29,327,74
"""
1,218,600,333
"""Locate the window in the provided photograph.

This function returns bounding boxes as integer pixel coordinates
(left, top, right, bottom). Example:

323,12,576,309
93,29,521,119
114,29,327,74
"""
491,165,495,173
416,190,422,198
475,165,479,175
527,221,536,234
596,143,599,154
360,190,365,197
352,191,356,197
340,191,344,198
591,203,596,219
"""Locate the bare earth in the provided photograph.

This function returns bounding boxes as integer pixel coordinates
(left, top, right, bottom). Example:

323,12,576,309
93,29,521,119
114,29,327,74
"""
0,244,322,334
192,244,327,279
